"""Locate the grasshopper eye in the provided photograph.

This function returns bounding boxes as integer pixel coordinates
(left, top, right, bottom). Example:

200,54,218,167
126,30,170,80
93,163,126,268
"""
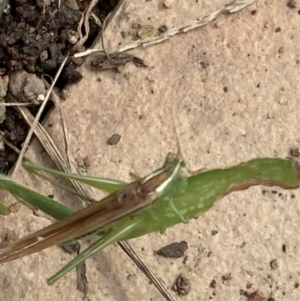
117,189,138,203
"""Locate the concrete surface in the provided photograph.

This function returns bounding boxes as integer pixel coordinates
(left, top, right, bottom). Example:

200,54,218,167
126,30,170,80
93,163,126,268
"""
0,0,300,300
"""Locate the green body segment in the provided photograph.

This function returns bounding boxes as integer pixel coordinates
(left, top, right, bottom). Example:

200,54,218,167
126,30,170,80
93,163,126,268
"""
99,158,300,240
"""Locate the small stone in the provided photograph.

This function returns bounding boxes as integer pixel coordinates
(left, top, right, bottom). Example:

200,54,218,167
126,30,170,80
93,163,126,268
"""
222,273,233,281
0,68,6,76
61,64,83,85
24,57,37,73
282,244,287,253
40,50,48,62
289,147,299,157
72,56,84,66
128,29,138,38
163,0,174,9
117,65,125,73
287,0,297,9
120,31,127,38
36,0,51,8
5,230,19,245
36,94,45,103
107,134,121,146
2,76,8,86
240,289,249,296
9,70,46,104
210,279,217,288
158,25,168,34
270,259,278,270
247,290,266,301
64,0,79,10
2,3,10,15
41,59,58,72
172,274,191,296
67,29,79,44
48,43,59,58
0,75,8,98
156,241,188,258
131,22,141,29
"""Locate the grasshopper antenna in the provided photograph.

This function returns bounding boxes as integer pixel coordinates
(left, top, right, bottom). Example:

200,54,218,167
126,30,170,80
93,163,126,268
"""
171,98,205,177
169,97,189,223
171,98,184,160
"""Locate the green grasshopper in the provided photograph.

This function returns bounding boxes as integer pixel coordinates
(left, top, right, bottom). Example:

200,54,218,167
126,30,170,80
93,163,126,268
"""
0,152,188,278
0,155,299,285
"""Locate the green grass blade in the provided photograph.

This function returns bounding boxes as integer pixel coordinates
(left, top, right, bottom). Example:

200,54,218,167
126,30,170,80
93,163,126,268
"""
24,161,126,193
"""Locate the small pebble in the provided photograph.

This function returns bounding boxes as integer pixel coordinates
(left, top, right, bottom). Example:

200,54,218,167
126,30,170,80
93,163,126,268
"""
107,133,121,146
287,0,296,9
158,25,168,34
210,279,217,288
156,241,188,258
222,273,233,281
270,259,278,270
172,274,191,296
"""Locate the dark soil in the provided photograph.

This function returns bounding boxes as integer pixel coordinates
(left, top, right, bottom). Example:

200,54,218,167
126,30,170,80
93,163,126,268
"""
0,1,81,75
0,0,119,174
0,107,27,172
0,0,118,80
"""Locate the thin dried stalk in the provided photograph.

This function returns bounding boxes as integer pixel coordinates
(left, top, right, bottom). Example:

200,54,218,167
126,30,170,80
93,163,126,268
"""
75,0,255,58
71,0,125,54
0,102,32,106
72,0,100,54
11,55,68,176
